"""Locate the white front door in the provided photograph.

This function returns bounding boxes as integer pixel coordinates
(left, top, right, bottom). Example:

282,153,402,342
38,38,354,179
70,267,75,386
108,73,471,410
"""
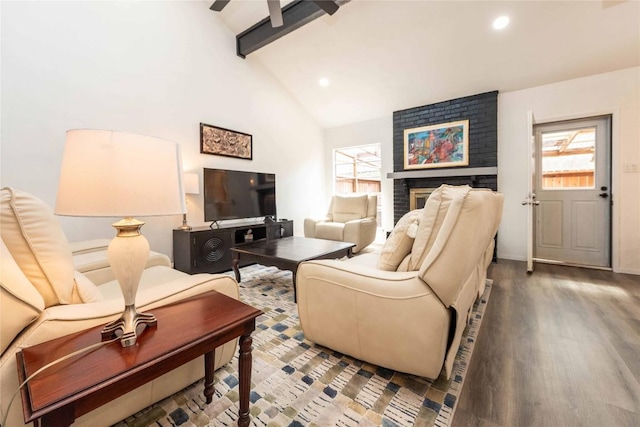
533,116,611,268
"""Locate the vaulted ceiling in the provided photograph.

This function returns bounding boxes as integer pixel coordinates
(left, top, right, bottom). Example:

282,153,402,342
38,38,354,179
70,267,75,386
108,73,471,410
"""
212,0,640,129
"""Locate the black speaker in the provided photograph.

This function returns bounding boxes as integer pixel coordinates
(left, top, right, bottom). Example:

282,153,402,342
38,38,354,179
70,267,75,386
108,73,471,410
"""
267,224,280,240
280,221,293,237
193,230,232,273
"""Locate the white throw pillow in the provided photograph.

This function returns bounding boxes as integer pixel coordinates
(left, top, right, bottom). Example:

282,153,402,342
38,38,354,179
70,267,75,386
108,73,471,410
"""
378,209,422,271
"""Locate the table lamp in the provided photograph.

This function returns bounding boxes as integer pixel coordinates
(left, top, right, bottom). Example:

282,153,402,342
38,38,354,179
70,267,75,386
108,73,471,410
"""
178,172,200,231
55,129,186,347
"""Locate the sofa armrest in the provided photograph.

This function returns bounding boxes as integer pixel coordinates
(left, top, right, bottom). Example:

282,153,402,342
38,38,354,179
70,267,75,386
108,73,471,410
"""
73,248,171,286
303,216,330,238
69,239,112,255
296,259,450,378
343,217,377,253
344,216,376,230
299,259,419,287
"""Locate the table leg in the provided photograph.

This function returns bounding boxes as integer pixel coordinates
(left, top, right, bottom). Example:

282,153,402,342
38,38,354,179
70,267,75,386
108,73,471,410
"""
238,334,253,427
204,350,216,404
40,404,74,426
232,254,241,283
292,269,298,303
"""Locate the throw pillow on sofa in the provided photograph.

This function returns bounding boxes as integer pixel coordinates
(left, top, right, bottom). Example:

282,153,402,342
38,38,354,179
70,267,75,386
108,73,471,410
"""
378,209,421,271
0,240,45,353
1,187,77,307
0,187,105,308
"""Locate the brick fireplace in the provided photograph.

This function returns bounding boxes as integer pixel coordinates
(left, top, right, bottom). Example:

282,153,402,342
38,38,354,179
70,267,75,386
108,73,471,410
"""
390,91,498,223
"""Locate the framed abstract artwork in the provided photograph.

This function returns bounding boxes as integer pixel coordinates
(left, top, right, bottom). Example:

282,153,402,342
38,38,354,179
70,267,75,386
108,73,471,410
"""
403,120,469,169
200,123,252,160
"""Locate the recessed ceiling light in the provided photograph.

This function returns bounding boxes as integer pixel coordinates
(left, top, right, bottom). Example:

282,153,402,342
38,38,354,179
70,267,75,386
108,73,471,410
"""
318,78,330,87
492,16,510,30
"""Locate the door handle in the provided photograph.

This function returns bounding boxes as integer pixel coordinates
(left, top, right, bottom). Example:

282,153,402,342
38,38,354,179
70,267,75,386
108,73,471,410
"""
522,192,540,205
599,193,609,198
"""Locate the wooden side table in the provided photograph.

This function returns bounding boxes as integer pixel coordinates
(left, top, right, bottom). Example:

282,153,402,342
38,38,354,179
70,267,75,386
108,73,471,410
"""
16,291,262,427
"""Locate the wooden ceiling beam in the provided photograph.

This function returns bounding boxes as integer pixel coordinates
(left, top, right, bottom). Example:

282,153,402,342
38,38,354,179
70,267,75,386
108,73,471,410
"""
236,0,350,58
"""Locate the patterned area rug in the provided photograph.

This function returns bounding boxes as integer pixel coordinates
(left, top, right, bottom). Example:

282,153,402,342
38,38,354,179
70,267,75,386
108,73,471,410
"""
114,264,491,427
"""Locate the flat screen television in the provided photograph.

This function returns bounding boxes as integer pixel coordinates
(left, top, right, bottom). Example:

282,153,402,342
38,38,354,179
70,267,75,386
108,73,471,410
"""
203,168,276,222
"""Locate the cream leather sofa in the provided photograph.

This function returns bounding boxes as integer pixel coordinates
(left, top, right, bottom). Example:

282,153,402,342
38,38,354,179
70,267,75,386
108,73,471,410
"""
297,185,503,380
304,194,377,253
1,187,239,426
69,238,171,285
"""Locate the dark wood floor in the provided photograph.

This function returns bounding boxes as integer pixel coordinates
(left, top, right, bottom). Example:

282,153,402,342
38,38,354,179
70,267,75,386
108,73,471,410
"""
452,259,640,427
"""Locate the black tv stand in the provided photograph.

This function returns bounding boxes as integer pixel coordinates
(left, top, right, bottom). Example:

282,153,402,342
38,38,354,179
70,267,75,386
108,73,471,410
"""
173,219,294,274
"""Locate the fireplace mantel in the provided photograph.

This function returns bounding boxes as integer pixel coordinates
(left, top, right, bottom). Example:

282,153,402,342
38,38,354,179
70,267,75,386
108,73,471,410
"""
387,166,497,180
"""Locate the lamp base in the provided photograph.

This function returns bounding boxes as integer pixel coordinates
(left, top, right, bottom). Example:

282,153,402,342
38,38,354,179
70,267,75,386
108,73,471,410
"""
102,304,157,347
178,213,192,231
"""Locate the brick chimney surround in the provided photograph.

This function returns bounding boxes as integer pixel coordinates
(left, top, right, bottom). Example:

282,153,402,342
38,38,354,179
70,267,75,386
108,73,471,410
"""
390,91,499,224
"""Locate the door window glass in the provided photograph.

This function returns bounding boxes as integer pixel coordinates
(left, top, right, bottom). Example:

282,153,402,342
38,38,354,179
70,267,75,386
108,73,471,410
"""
541,127,596,189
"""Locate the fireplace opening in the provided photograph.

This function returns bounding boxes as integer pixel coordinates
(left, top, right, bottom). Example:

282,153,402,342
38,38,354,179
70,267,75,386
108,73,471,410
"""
409,188,438,210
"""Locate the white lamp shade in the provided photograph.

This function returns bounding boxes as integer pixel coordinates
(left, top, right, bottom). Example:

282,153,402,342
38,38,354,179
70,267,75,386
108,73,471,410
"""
183,173,200,195
55,129,186,217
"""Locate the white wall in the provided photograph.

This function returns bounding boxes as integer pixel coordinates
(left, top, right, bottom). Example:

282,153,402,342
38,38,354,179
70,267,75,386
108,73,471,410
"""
498,67,640,274
323,116,394,232
1,1,327,258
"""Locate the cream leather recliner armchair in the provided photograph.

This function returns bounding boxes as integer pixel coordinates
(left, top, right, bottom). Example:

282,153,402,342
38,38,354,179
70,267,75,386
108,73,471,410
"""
297,185,503,380
0,187,239,427
304,194,377,253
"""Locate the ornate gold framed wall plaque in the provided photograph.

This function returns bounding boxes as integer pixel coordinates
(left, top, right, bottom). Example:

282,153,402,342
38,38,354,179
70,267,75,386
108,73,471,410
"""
200,123,252,160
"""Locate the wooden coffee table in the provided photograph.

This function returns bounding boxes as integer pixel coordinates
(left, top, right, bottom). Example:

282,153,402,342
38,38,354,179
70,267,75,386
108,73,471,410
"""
231,236,355,301
16,291,262,427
